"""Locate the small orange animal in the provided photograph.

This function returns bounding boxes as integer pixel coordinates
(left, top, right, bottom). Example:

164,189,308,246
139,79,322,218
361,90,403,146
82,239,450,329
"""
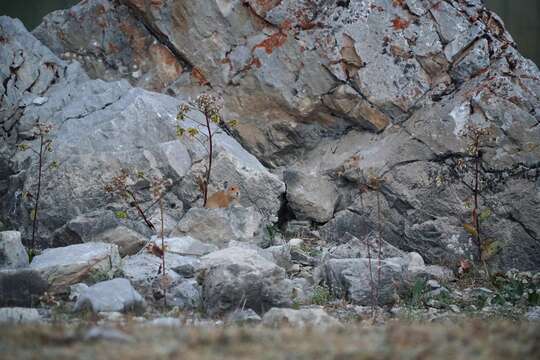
206,182,241,209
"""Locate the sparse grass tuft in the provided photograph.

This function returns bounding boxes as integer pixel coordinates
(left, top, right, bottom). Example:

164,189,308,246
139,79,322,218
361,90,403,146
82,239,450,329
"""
312,285,332,305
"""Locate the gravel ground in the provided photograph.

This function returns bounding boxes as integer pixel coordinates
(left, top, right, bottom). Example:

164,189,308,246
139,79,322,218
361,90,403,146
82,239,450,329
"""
1,319,539,360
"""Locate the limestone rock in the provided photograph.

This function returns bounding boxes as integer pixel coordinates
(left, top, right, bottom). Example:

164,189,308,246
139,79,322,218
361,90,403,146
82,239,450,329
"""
284,170,338,223
166,279,202,310
122,252,199,289
30,242,121,293
526,307,540,321
34,0,184,91
3,0,540,272
0,307,42,324
327,233,405,260
74,278,145,313
1,15,284,250
173,207,266,248
50,210,149,254
0,231,28,269
322,85,390,132
96,226,148,257
200,247,293,316
324,258,405,306
161,236,218,257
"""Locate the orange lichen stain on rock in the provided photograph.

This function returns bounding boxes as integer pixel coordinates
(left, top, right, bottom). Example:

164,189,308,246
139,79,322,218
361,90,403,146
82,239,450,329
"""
151,44,183,77
252,0,283,13
250,57,262,68
392,0,406,7
293,7,322,30
254,31,288,54
119,21,147,51
280,19,293,31
298,19,321,30
192,67,210,86
391,16,410,31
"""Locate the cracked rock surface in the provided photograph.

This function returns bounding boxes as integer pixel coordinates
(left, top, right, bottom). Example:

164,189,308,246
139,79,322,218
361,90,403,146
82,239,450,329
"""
1,0,539,272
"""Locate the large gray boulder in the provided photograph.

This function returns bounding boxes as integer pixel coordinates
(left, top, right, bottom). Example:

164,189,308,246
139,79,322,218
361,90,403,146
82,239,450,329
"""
122,252,199,289
3,0,540,272
166,278,202,310
33,0,184,92
199,247,294,316
30,242,121,293
173,207,267,248
0,307,42,324
0,231,28,269
284,170,338,223
94,0,538,271
0,16,284,249
324,258,405,306
51,210,149,255
73,278,145,313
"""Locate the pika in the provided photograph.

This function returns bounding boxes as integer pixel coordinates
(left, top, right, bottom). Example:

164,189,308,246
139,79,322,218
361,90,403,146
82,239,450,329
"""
206,182,241,209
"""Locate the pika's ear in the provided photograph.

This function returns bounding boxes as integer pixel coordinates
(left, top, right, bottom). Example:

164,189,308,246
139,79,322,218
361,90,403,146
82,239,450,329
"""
223,181,228,190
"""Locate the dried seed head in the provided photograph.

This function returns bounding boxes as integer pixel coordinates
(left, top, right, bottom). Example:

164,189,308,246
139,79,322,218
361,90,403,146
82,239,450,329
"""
195,93,223,116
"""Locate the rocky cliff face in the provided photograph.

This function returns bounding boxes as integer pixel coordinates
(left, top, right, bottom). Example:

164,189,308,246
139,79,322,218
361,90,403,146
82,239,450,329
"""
1,0,539,271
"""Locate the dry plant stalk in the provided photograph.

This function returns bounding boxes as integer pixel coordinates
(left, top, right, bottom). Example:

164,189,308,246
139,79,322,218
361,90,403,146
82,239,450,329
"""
104,169,156,231
151,176,172,306
17,122,55,251
360,175,385,316
461,124,495,266
176,93,237,206
105,170,172,304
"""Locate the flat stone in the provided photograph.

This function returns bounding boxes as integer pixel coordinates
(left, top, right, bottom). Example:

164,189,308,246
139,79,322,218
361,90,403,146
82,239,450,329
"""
0,307,42,324
122,252,200,290
74,278,145,313
160,236,218,257
30,242,121,293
